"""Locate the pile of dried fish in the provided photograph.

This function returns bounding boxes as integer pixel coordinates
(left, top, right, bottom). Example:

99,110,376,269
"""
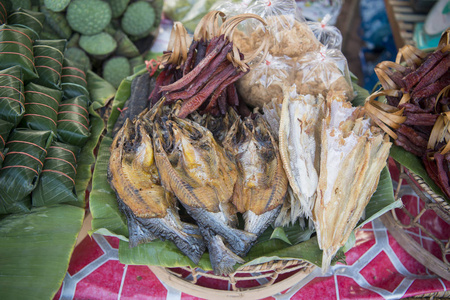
108,12,289,275
365,32,450,199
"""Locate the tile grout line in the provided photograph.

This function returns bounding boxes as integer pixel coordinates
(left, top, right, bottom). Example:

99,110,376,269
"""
117,264,128,300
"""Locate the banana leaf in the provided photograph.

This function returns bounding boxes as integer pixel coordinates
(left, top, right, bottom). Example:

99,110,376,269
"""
7,8,44,40
90,70,400,270
61,58,89,100
19,82,62,133
0,204,85,300
86,70,116,110
0,65,25,126
32,141,81,207
0,0,7,25
57,95,90,146
0,119,14,166
0,24,38,81
31,39,66,89
0,128,53,214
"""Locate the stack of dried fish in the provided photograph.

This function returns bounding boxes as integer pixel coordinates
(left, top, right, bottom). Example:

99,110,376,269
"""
108,12,291,275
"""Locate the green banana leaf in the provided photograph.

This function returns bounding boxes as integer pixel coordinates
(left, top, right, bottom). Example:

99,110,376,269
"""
0,128,53,214
390,144,448,200
0,65,25,126
32,39,66,89
32,141,81,207
86,70,116,110
0,205,85,300
6,8,44,40
0,24,38,81
61,58,89,100
19,82,62,133
90,70,400,270
57,95,90,147
0,119,14,166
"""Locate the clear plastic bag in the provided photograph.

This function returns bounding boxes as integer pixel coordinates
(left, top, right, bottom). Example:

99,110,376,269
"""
293,46,354,100
307,14,343,50
237,54,293,108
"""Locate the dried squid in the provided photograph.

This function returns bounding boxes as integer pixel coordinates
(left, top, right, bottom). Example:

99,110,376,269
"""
153,114,257,275
108,118,205,264
223,113,288,255
314,92,391,271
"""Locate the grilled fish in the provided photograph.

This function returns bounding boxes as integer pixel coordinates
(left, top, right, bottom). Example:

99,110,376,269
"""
153,115,257,274
108,118,205,264
223,113,288,255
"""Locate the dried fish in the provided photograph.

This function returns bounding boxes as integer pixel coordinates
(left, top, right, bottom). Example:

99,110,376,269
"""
223,114,288,255
153,115,257,274
108,118,205,264
278,86,325,221
314,92,391,271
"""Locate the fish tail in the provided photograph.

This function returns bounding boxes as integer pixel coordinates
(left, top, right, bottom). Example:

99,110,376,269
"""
201,228,245,275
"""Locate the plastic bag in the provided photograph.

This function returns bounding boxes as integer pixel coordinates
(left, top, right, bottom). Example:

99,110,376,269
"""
293,46,354,100
307,14,343,50
236,53,293,107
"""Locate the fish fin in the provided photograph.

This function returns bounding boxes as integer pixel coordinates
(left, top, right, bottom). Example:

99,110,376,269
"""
202,228,245,275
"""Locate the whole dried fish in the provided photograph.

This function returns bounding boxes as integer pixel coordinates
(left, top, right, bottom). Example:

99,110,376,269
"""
314,92,391,271
153,115,257,274
108,118,205,264
279,87,325,221
223,113,288,255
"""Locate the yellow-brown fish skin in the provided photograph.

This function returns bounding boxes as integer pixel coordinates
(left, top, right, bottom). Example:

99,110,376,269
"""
224,114,288,255
153,116,256,274
108,118,205,264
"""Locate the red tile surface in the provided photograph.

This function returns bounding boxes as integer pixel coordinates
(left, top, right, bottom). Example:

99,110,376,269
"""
360,251,404,293
290,277,337,299
104,236,120,249
336,276,382,299
346,229,376,265
120,265,168,300
405,278,449,297
73,260,125,300
387,234,427,275
67,236,104,276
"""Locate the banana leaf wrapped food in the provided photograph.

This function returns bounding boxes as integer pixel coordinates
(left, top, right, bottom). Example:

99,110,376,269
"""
0,1,7,25
60,58,89,100
32,39,66,89
0,24,38,81
32,141,81,207
0,65,25,126
56,95,90,146
0,119,14,166
19,82,62,133
0,129,53,214
7,8,45,41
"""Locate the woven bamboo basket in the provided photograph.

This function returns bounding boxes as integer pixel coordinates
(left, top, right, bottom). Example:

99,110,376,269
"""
149,259,315,299
380,162,450,282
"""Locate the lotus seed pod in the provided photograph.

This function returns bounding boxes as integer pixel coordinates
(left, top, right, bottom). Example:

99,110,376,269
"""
41,6,72,39
121,1,155,37
114,30,140,58
65,47,92,71
103,56,131,88
106,0,129,18
44,0,70,12
66,0,112,35
79,32,117,56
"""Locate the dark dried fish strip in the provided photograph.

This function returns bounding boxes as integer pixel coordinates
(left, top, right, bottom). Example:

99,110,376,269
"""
403,50,445,91
413,54,450,92
404,113,438,126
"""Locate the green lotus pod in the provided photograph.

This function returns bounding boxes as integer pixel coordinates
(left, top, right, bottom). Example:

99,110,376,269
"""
41,6,72,39
121,1,155,37
64,47,91,71
128,55,144,72
66,0,112,35
79,32,117,56
103,22,117,36
44,0,70,12
66,32,80,48
11,0,31,11
106,0,129,18
114,30,139,58
102,56,130,88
